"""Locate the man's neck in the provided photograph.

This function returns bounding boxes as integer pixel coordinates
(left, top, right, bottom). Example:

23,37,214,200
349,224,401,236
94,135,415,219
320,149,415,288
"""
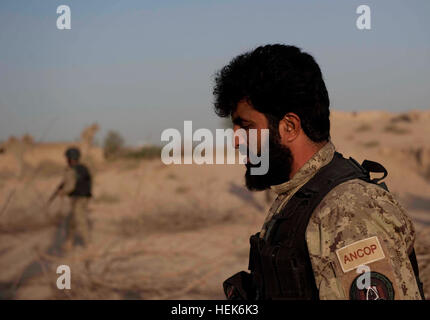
289,140,328,179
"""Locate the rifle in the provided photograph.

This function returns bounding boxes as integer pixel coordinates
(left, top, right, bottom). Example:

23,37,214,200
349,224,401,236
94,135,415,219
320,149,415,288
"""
47,182,64,206
223,271,255,300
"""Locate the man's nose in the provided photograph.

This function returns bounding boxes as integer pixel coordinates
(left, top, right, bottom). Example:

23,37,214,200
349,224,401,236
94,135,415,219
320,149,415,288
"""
233,125,247,149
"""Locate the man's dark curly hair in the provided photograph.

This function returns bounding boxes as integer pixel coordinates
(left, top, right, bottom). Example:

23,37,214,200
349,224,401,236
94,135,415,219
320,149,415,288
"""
213,44,330,142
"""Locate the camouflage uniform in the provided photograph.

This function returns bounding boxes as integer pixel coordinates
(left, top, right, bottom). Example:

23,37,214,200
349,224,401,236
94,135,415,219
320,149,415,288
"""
261,140,422,300
58,167,91,246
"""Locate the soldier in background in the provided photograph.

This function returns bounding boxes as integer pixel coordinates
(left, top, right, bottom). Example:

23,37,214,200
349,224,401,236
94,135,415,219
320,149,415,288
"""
50,147,92,249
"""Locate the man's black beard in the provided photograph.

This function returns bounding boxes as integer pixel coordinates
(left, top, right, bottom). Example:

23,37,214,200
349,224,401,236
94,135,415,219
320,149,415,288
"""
244,130,293,191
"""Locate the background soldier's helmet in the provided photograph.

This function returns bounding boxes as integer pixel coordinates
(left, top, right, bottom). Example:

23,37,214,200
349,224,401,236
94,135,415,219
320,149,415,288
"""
65,147,81,160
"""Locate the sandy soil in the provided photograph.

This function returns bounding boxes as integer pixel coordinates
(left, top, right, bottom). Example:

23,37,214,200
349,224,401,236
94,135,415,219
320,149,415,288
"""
0,109,429,300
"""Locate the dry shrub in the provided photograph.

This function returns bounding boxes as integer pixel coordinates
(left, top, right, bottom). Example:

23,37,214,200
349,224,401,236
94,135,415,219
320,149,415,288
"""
166,173,177,180
391,113,413,123
34,160,64,178
124,145,162,160
362,140,380,148
103,131,125,159
175,186,189,194
355,123,372,132
384,124,410,135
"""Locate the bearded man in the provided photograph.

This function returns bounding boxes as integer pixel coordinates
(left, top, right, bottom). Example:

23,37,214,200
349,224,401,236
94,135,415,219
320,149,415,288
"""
213,44,425,300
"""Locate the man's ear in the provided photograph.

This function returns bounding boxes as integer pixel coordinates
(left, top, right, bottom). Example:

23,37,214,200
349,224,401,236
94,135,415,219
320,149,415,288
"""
279,113,301,143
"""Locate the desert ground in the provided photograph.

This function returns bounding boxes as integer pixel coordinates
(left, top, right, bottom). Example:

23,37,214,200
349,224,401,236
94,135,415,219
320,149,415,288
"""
0,110,430,300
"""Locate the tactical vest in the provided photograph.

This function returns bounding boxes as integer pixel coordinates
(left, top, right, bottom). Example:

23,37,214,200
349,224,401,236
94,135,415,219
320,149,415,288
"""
248,151,425,300
69,164,92,198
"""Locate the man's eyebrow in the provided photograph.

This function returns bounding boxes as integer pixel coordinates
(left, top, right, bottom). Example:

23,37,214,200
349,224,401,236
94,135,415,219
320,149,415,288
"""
232,116,252,126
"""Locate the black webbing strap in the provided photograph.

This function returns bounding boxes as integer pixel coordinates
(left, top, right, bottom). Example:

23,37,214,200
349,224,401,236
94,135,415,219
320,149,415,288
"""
361,159,388,184
274,152,370,224
408,248,426,300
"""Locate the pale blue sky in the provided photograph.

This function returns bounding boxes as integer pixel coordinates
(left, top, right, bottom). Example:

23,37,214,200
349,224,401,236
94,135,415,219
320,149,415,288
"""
1,0,429,145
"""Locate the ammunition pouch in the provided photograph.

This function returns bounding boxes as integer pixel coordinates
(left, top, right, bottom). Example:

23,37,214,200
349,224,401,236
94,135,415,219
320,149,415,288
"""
249,230,318,300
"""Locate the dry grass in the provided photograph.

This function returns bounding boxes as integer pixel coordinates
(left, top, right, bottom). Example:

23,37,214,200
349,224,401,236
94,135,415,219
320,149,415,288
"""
0,169,16,180
0,206,59,234
117,159,140,171
23,204,244,300
116,205,239,238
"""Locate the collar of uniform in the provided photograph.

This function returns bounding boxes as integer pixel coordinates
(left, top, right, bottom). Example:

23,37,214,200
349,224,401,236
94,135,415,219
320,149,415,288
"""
270,140,336,196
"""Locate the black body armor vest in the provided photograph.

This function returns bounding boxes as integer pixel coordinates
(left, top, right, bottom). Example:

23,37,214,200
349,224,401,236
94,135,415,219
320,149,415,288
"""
69,164,92,198
248,151,425,300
